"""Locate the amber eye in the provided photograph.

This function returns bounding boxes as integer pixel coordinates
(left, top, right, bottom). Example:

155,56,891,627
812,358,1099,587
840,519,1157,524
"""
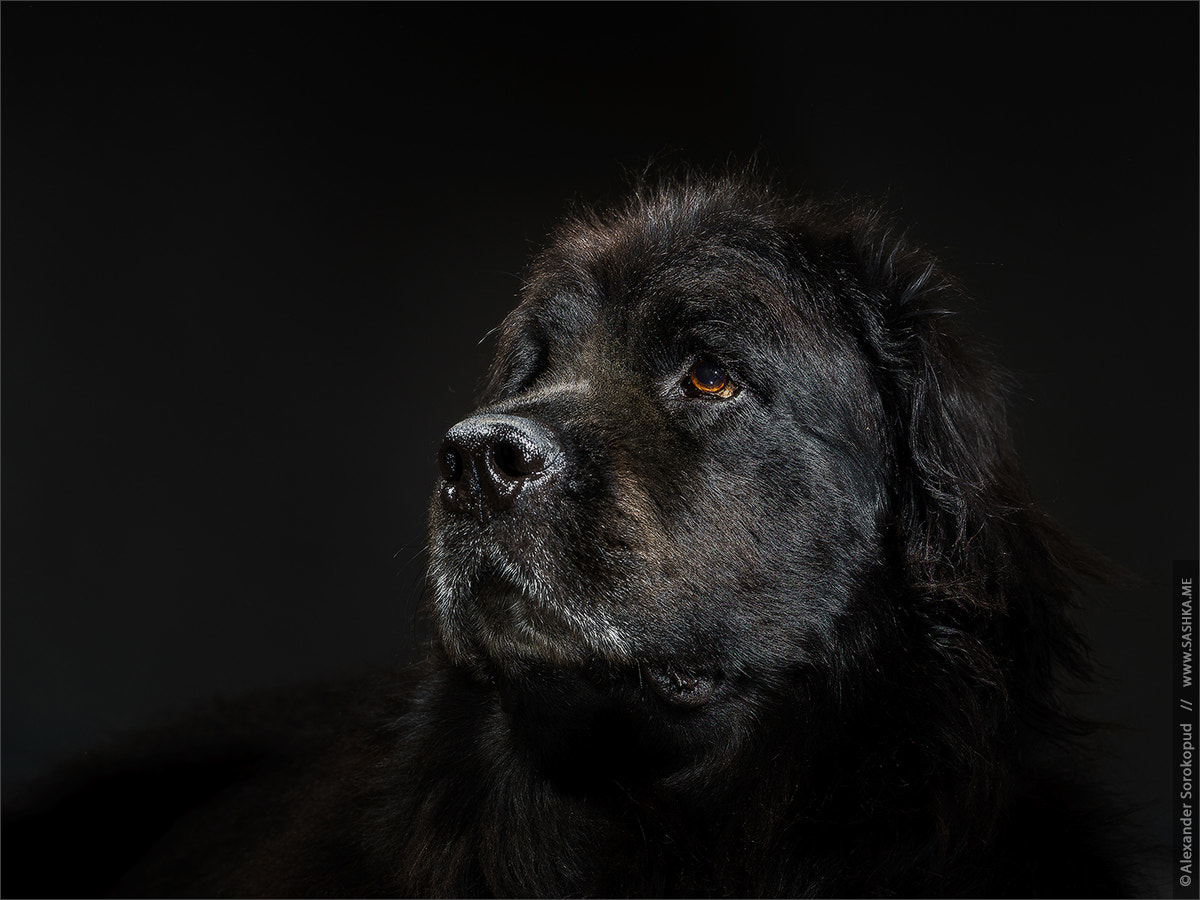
686,359,736,399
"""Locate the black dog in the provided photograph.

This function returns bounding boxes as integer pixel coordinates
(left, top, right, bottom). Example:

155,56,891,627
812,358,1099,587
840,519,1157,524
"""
4,174,1139,897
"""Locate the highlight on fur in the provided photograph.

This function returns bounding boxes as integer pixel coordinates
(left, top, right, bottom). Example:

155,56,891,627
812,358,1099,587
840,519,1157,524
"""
1,170,1143,898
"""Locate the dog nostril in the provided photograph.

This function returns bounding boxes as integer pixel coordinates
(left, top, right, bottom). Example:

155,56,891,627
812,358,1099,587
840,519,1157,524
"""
492,439,546,480
438,415,562,517
439,444,464,482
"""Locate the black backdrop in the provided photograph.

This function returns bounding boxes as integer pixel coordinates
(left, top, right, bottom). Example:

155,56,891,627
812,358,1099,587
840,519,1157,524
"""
3,1,1196,881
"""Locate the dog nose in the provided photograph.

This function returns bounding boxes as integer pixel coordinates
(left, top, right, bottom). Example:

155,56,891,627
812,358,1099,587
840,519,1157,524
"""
438,415,563,518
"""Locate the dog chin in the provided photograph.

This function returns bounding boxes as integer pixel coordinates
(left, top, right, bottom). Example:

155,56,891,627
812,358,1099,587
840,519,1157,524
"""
472,617,593,673
433,546,638,666
433,582,726,713
431,583,613,677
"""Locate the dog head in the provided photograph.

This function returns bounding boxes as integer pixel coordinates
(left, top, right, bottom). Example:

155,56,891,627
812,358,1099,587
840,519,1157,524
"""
423,175,1088,775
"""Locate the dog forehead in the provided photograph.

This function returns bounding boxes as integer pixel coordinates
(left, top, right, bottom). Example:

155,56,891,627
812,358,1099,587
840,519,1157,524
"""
521,229,810,351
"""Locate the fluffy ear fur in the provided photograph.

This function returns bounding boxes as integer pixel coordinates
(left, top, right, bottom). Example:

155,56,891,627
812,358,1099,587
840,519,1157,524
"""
841,216,1109,733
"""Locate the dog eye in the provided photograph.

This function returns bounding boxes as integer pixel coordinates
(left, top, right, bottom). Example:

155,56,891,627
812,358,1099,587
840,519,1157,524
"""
685,359,737,399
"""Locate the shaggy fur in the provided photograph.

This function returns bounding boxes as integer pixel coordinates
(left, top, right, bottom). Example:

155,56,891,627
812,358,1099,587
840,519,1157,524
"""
3,174,1139,898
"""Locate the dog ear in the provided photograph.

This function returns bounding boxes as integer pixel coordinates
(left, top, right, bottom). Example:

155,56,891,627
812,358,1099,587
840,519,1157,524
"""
840,215,1111,715
890,301,1026,607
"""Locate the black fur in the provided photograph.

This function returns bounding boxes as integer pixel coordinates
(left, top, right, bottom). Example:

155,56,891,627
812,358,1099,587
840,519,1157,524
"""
3,173,1140,897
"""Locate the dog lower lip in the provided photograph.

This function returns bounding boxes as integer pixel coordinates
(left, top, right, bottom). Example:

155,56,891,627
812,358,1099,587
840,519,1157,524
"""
642,663,719,707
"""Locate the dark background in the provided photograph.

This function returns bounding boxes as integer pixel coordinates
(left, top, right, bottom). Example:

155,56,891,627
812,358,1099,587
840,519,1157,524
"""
3,1,1196,885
